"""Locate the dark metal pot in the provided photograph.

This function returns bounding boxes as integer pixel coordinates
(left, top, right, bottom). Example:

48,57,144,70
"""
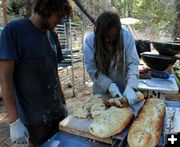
152,41,180,56
141,52,177,71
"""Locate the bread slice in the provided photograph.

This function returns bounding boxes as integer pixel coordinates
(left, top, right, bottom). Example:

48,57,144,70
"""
82,94,103,111
90,100,106,118
127,98,166,147
73,108,90,119
89,106,134,138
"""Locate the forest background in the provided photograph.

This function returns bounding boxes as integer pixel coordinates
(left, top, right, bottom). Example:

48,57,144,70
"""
0,0,179,41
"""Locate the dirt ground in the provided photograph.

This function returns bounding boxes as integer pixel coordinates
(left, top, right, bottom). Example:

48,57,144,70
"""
0,61,180,147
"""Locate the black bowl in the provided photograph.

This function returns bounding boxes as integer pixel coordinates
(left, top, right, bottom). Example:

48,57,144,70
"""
135,39,151,58
152,41,180,56
141,52,176,71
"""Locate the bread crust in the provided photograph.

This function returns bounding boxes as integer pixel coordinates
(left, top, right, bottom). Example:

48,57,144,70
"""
127,98,166,147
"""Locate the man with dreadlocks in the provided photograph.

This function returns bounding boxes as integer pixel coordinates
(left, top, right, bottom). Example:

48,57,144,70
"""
83,12,139,106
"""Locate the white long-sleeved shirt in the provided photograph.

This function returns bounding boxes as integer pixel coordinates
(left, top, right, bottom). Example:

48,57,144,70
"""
83,29,139,96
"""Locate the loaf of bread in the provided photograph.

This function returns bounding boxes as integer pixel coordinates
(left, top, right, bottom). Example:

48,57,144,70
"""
127,98,166,147
104,98,129,108
103,91,144,108
89,106,134,138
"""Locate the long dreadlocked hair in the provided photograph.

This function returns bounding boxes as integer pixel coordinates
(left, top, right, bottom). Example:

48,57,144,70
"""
94,12,124,77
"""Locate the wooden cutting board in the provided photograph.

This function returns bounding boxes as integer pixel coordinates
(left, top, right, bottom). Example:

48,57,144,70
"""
59,115,112,144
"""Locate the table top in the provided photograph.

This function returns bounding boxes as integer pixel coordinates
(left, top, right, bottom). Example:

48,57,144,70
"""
41,101,180,147
138,75,179,94
41,131,110,147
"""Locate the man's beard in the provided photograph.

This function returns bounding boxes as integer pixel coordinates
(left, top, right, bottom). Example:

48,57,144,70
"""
41,18,54,31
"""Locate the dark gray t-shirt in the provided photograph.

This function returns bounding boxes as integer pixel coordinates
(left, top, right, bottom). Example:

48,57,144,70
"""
0,18,65,125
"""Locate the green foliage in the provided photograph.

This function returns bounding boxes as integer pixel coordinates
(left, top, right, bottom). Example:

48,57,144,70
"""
115,0,176,40
7,0,25,16
7,0,176,40
78,0,111,19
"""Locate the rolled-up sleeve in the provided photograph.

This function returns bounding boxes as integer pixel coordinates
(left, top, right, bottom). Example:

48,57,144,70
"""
124,30,139,89
83,33,112,93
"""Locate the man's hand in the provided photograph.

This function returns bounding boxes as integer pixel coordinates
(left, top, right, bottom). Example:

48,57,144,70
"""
10,119,29,144
108,83,123,98
123,86,137,105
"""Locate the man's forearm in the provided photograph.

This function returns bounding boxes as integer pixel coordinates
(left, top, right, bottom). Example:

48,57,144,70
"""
1,81,18,123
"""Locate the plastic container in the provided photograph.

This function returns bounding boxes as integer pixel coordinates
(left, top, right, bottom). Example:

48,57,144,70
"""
151,70,170,79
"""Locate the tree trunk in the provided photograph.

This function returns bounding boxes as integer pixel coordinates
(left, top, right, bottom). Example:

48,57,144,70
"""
89,0,94,17
95,0,100,14
124,0,127,17
111,0,116,6
173,0,180,42
2,0,8,24
127,0,132,17
25,0,33,17
73,0,95,24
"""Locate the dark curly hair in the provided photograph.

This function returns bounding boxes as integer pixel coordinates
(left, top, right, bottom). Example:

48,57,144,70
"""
33,0,72,17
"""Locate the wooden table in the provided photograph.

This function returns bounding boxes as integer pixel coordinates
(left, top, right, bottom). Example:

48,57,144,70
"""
58,115,112,144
